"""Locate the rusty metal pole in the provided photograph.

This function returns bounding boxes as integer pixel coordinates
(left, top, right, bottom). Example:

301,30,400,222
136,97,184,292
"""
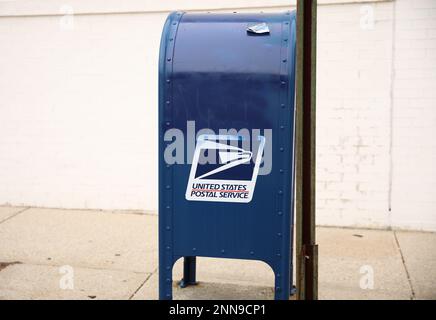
295,0,318,300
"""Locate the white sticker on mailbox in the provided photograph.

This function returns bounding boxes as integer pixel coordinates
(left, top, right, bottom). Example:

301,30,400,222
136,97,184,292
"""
185,134,265,203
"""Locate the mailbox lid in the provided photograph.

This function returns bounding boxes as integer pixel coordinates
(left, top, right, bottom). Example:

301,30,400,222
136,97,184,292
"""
159,11,296,261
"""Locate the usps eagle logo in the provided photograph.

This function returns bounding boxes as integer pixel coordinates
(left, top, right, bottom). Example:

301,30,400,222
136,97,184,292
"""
185,135,265,203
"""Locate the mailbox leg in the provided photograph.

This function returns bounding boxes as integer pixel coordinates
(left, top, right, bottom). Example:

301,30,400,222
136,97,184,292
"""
179,256,197,288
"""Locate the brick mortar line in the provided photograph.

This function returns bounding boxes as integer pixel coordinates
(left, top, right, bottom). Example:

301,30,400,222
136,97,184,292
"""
0,207,31,225
393,230,416,300
0,0,396,19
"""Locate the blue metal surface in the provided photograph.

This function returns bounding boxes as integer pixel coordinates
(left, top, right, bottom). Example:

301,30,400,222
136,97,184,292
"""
159,11,297,300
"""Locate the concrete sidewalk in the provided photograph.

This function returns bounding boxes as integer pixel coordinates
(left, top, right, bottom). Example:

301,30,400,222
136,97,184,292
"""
0,206,434,300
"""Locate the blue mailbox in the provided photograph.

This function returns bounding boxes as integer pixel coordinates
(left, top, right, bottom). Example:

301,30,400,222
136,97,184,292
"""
159,11,296,300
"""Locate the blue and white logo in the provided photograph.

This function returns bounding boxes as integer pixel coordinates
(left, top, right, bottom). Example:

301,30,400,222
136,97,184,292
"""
186,134,265,203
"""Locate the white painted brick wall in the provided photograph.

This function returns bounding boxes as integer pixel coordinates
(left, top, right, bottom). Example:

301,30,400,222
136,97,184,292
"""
0,0,435,231
391,0,436,231
0,13,167,210
316,0,436,231
316,1,394,229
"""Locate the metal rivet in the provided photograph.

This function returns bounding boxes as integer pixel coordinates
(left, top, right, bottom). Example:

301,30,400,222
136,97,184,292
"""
166,226,171,231
192,248,197,251
278,211,283,216
280,147,284,152
284,39,288,42
283,59,287,63
166,205,171,209
279,169,284,173
278,190,283,195
166,185,171,189
169,38,174,41
166,266,171,270
281,103,285,108
166,79,170,83
250,251,254,255
166,100,170,105
166,278,171,283
166,122,171,126
276,287,281,292
277,273,281,278
277,253,281,258
167,58,171,62
221,249,225,254
278,232,282,237
281,81,286,85
166,246,171,250
172,22,177,25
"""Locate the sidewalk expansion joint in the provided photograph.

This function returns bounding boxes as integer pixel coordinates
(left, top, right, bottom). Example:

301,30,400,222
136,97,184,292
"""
129,269,156,300
393,230,416,300
0,207,31,225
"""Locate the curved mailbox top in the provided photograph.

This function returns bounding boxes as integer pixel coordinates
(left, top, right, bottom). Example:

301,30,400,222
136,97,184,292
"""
158,11,297,298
